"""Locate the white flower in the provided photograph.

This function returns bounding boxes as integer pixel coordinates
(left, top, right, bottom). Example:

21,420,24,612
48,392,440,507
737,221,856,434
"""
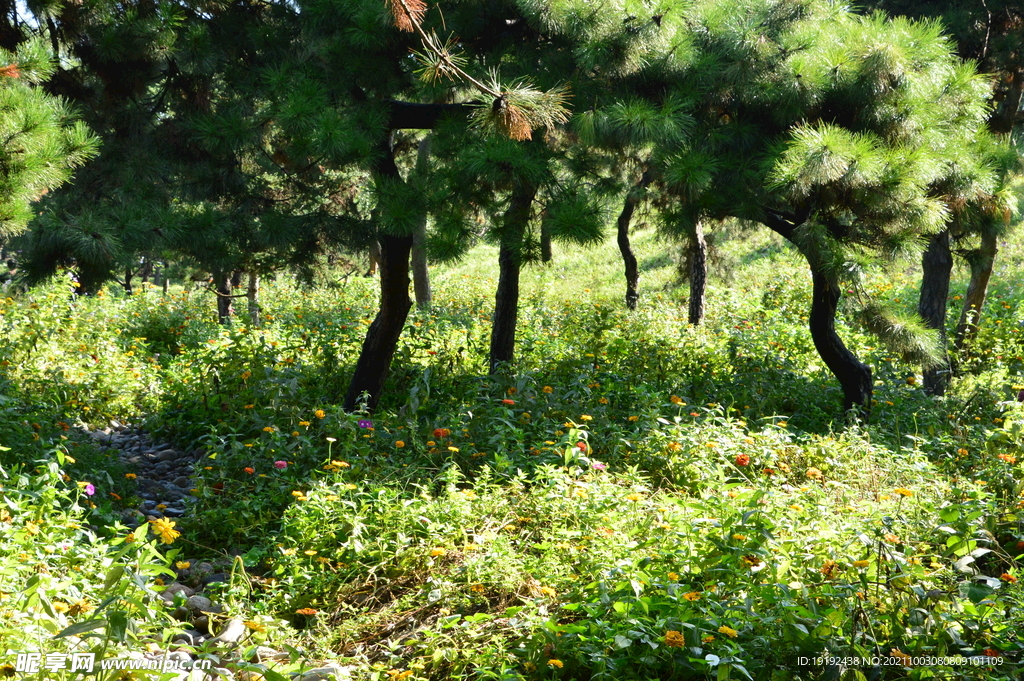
705,654,721,667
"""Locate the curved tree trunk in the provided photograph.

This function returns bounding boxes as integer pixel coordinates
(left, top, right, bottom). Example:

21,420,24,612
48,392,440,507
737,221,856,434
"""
953,230,997,357
616,170,651,310
489,182,538,373
345,142,414,412
917,230,952,395
688,221,707,325
411,137,432,309
809,267,872,413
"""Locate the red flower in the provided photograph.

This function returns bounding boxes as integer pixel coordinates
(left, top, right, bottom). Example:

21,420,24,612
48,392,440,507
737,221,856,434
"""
734,454,751,467
762,467,775,476
576,442,587,451
983,648,1001,658
433,428,451,439
502,399,515,405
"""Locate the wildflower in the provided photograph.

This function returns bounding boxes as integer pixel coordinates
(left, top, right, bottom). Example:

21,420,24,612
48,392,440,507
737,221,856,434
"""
241,371,251,380
893,488,913,497
740,555,762,568
542,385,553,393
244,404,255,409
344,483,357,490
592,461,607,471
52,601,69,613
852,560,870,568
430,548,445,557
124,473,137,480
299,421,310,426
304,550,317,556
176,561,191,570
788,504,803,512
109,492,122,501
262,426,275,433
628,415,639,421
732,534,746,541
1000,573,1017,583
433,428,451,439
547,660,563,668
78,481,96,496
734,454,750,467
670,395,683,405
890,649,913,665
576,441,587,451
539,586,557,598
358,419,373,428
314,410,326,419
806,467,822,479
717,625,738,638
448,446,460,452
460,489,477,499
295,608,318,616
244,467,255,474
68,599,94,616
626,493,643,502
156,503,167,511
884,533,900,544
501,399,515,405
702,635,715,643
395,440,405,448
666,442,682,452
580,414,593,421
292,431,300,437
997,454,1017,464
274,460,288,469
244,620,267,633
820,560,839,579
705,442,716,448
150,518,180,544
667,572,679,581
664,630,686,647
682,591,701,601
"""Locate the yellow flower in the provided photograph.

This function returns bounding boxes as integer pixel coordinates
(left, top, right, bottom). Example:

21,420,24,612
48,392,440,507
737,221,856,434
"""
667,572,679,581
682,591,701,601
149,518,180,544
547,659,563,668
542,386,553,393
395,440,405,448
124,473,137,480
625,493,643,502
292,431,300,437
539,586,557,598
53,601,70,613
281,548,297,556
299,421,310,426
314,409,326,419
448,446,460,452
628,415,639,421
430,548,445,557
788,504,804,512
670,395,683,405
262,426,275,433
893,488,913,497
244,620,267,633
304,550,317,556
806,467,822,479
344,483,357,490
426,440,436,447
580,415,593,421
732,534,747,541
702,635,715,643
852,560,870,568
175,561,191,570
717,625,738,638
664,630,686,647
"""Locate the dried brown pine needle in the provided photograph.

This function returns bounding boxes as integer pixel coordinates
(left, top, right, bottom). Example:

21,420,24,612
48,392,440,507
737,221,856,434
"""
389,0,426,32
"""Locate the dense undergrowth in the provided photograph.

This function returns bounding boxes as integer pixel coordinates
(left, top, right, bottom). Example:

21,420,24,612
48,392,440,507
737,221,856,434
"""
1,227,1023,680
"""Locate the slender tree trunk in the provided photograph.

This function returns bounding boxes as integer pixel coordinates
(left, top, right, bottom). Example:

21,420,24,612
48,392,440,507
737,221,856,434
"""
990,68,1023,135
123,268,133,296
954,230,997,355
247,272,260,327
764,209,870,414
688,221,707,325
140,258,152,285
540,221,553,263
344,234,414,411
616,170,651,310
489,182,538,373
162,262,169,296
365,240,381,276
215,273,233,325
809,268,872,413
411,137,432,309
344,141,415,413
917,230,952,395
230,269,243,289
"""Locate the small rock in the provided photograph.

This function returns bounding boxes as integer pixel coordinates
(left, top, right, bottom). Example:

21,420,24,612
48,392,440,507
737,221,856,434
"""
157,449,180,462
185,595,214,613
159,583,196,602
172,606,190,621
193,615,209,633
202,572,228,586
172,476,190,488
171,630,205,646
291,665,351,681
208,618,246,645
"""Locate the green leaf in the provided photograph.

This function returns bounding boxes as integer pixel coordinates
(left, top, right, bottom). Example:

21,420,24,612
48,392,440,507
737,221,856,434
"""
54,619,106,638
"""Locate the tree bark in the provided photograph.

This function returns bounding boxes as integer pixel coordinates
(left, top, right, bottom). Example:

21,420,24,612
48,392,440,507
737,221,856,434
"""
809,267,872,413
616,170,651,310
344,141,415,413
489,182,538,373
247,271,260,327
917,230,952,395
688,221,707,325
763,209,871,414
215,272,233,325
540,220,553,263
365,239,381,276
123,268,133,295
411,137,432,309
953,230,998,355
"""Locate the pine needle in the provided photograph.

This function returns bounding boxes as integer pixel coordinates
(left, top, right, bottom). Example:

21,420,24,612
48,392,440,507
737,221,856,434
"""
389,0,426,33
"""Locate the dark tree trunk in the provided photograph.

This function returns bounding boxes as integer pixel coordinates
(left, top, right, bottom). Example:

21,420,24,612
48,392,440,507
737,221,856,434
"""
809,268,872,413
123,268,133,295
230,269,243,289
616,170,651,310
954,230,997,356
489,182,538,373
247,272,260,327
688,221,707,325
540,220,553,263
989,68,1023,135
161,262,169,296
411,137,432,309
215,273,233,325
917,230,952,395
140,258,152,285
344,234,414,411
344,141,415,413
764,208,871,414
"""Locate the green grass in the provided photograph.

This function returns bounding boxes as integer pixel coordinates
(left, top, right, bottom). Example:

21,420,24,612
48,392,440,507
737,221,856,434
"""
1,221,1023,680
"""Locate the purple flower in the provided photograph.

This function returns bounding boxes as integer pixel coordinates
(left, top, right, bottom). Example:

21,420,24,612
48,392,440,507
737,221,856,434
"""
274,460,288,470
358,419,373,429
84,483,95,496
592,461,607,471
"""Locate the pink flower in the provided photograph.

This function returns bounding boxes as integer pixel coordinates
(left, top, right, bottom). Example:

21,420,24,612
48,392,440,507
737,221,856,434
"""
84,483,95,496
592,461,607,471
274,460,288,470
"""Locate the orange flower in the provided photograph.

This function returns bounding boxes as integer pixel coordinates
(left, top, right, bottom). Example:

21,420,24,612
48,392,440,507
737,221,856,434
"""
1000,573,1017,583
734,454,750,467
244,467,255,474
295,608,318,616
433,428,451,439
664,630,685,647
501,399,515,405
